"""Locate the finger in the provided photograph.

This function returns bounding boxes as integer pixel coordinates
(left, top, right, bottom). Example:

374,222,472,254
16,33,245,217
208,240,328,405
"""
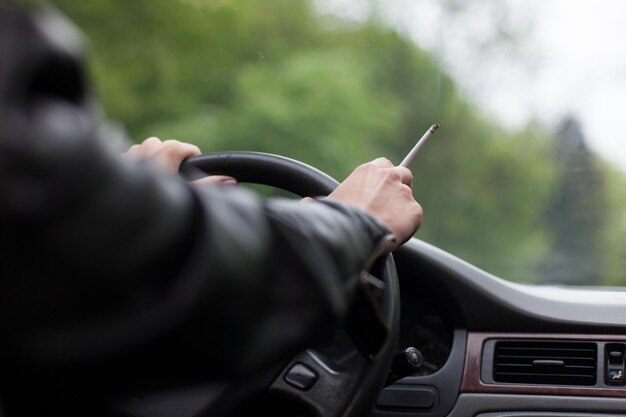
393,166,413,187
123,144,141,156
142,136,162,145
137,137,164,158
159,139,201,161
370,157,394,168
123,137,161,157
191,175,238,186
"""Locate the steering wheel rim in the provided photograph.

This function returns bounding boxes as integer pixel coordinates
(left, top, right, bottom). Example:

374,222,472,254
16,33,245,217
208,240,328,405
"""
181,151,400,417
181,151,341,196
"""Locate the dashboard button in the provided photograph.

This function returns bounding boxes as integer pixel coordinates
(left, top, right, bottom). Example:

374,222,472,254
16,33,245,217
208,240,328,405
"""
284,363,318,391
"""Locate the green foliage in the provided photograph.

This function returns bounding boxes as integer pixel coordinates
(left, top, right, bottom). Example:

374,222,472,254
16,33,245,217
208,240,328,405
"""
208,50,402,179
44,0,626,286
596,161,626,286
538,119,610,284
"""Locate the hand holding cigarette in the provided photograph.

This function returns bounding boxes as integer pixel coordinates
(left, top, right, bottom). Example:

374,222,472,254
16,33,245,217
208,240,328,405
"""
327,157,423,252
326,127,436,251
399,123,439,167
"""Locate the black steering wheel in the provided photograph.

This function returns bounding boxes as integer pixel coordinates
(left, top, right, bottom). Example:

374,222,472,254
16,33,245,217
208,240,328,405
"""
179,151,401,417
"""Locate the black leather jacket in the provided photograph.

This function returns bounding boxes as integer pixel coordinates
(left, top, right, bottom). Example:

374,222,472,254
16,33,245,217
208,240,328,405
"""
0,6,389,415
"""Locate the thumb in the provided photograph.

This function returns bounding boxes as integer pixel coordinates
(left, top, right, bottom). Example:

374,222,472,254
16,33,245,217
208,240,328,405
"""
191,176,238,187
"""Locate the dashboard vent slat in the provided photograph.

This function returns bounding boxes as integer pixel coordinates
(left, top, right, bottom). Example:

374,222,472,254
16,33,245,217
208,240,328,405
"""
493,340,597,386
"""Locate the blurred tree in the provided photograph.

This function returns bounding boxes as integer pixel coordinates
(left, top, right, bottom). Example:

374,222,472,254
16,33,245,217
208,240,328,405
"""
43,0,626,285
48,0,321,136
206,50,403,180
600,163,626,286
539,117,608,284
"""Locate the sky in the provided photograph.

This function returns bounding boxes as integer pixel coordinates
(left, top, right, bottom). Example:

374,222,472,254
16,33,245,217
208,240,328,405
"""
315,0,626,173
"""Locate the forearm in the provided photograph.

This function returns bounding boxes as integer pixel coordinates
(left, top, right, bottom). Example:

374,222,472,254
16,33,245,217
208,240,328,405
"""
186,189,390,375
1,123,389,384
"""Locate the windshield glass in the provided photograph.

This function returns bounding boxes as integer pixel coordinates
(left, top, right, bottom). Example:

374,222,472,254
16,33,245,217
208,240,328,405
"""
46,0,626,286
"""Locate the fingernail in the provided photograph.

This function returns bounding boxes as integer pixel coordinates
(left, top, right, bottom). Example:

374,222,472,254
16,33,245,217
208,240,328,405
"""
222,179,238,186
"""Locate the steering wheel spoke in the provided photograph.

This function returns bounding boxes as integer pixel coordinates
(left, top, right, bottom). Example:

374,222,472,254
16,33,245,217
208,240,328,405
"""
268,349,367,417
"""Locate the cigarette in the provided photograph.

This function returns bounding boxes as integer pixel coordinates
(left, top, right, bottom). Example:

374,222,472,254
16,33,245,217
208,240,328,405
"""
399,123,439,167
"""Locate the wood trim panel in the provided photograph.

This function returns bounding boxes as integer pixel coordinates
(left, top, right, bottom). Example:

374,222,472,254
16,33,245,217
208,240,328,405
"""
461,332,626,398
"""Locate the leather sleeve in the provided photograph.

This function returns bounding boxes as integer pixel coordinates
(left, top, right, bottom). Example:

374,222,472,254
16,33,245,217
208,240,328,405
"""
0,7,391,406
0,105,390,387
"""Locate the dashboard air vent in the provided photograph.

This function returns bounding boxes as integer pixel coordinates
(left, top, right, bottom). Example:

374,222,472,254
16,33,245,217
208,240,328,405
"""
493,340,597,386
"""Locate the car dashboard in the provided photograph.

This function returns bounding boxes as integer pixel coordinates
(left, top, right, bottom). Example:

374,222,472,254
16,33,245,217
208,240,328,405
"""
372,238,626,417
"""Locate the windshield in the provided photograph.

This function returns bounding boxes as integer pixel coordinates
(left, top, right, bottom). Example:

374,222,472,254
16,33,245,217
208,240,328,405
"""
46,0,626,286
